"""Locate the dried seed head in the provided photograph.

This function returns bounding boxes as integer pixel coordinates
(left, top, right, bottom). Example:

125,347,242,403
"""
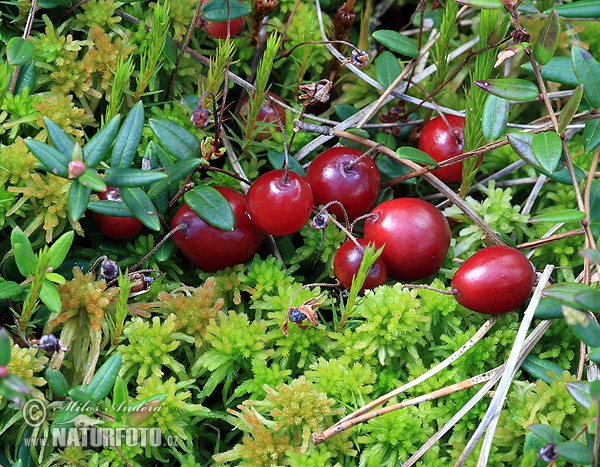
539,443,558,462
100,259,119,281
511,28,530,44
311,213,329,230
333,3,356,33
32,334,69,354
351,49,369,68
299,79,333,104
254,0,278,16
191,106,211,128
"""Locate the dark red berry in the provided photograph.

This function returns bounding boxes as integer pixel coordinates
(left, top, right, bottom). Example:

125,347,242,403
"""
93,187,144,240
306,146,380,221
171,186,264,272
246,169,314,236
334,238,387,293
451,245,536,314
418,115,480,183
363,198,451,282
237,91,286,141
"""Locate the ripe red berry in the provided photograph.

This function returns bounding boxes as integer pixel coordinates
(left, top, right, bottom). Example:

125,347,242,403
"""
201,0,246,39
363,198,451,282
171,186,264,272
93,187,144,240
306,146,380,221
246,169,314,236
237,92,286,141
418,115,477,183
334,238,387,293
451,245,536,314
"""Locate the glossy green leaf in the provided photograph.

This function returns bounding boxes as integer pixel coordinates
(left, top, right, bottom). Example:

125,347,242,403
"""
183,185,235,231
579,248,600,266
533,10,560,66
48,231,74,270
556,441,594,464
573,288,600,311
120,187,161,231
202,0,251,21
543,282,597,308
84,353,122,403
45,368,69,398
6,37,35,66
111,101,144,168
103,168,167,187
83,115,121,167
78,169,107,192
375,51,401,88
112,378,128,420
529,208,585,224
11,229,36,277
40,280,61,313
45,272,66,285
532,131,562,173
482,94,509,141
557,85,583,134
149,118,200,160
521,355,566,384
563,306,600,347
455,0,503,9
572,46,600,108
44,117,75,155
372,30,419,58
0,281,23,300
566,381,592,409
518,0,538,14
87,200,134,217
590,380,600,402
24,139,70,178
267,150,305,176
534,297,564,319
546,0,600,18
68,386,94,406
475,79,540,101
507,132,540,169
0,328,11,367
583,118,600,152
590,346,600,364
522,56,579,86
396,147,437,165
528,424,562,444
67,180,92,221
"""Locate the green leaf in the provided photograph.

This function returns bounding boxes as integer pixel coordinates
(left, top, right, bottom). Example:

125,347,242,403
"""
267,150,305,176
528,424,562,444
44,117,75,155
522,56,579,86
532,131,562,173
103,168,167,187
67,180,92,221
583,118,600,152
0,281,23,300
372,30,419,58
529,208,585,224
534,297,564,319
566,381,592,409
546,0,600,18
563,306,600,348
84,353,122,403
45,272,66,285
120,187,161,231
475,79,540,101
0,328,11,366
590,380,600,402
455,0,503,9
45,368,69,398
87,200,134,217
83,115,121,167
78,169,107,192
127,396,166,426
521,355,566,384
112,378,128,420
556,441,594,464
590,346,600,364
183,185,235,231
48,231,74,270
68,387,94,406
111,101,144,168
40,280,61,313
557,85,583,134
543,282,597,308
579,248,600,266
11,229,36,277
572,46,600,108
533,10,560,66
482,94,509,141
149,118,201,160
395,146,437,165
24,139,70,178
507,132,539,168
202,0,251,21
6,37,35,66
375,51,401,88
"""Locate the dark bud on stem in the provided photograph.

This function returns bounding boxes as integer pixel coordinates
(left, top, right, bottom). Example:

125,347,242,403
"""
191,106,211,128
100,259,119,282
539,443,558,462
333,3,356,35
253,0,279,16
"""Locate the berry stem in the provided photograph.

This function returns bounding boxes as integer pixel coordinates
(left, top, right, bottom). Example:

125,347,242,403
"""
343,144,382,171
129,223,187,272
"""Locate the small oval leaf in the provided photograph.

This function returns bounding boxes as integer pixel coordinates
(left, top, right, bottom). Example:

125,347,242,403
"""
482,94,509,141
183,185,235,231
522,56,579,86
521,355,566,384
147,158,201,199
7,37,35,66
372,30,419,58
103,168,167,187
534,297,564,319
46,368,69,398
456,0,503,9
532,131,562,173
546,0,600,19
24,139,70,178
111,101,144,168
83,116,121,167
475,79,540,101
563,306,600,348
555,441,594,465
375,51,401,88
507,132,539,168
557,85,583,134
533,10,560,66
78,169,107,192
543,282,597,309
44,118,75,156
579,248,600,266
528,424,562,444
0,328,12,366
202,0,251,21
565,381,592,409
48,231,74,270
120,187,161,231
149,118,200,160
395,146,437,165
84,353,122,403
583,117,600,152
40,280,62,313
529,208,586,224
268,150,305,176
572,45,600,108
67,180,92,221
87,200,135,217
0,281,23,300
